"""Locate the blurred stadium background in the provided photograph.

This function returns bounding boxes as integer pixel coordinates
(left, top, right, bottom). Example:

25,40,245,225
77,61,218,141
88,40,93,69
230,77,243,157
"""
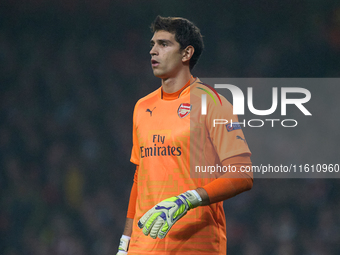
0,0,340,254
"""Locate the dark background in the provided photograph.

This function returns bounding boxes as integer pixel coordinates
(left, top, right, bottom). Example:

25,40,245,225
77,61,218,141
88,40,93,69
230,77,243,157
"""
0,0,340,254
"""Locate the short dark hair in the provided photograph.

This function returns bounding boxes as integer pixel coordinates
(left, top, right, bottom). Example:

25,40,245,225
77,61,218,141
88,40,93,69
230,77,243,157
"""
151,15,204,70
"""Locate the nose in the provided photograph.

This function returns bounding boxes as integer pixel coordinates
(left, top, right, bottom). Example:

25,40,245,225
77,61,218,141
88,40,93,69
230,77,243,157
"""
150,44,158,56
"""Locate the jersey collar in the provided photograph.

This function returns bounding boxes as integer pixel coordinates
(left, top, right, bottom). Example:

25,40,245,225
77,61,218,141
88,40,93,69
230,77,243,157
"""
160,77,200,100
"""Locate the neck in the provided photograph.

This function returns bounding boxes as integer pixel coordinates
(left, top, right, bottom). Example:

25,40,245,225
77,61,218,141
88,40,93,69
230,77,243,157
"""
161,69,194,93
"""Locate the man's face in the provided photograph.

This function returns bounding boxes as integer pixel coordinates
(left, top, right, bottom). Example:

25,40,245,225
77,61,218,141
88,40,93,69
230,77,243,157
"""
150,30,184,78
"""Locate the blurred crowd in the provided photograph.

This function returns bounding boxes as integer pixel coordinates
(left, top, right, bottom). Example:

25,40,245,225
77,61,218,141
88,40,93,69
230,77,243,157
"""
0,1,340,254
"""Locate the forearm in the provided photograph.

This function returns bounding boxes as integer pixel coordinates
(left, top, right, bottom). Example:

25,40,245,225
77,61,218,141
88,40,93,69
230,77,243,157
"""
123,166,138,236
117,167,138,254
123,217,134,237
198,155,253,205
198,173,253,205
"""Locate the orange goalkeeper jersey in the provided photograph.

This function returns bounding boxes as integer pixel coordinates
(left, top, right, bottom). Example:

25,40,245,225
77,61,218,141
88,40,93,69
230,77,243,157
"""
128,78,251,255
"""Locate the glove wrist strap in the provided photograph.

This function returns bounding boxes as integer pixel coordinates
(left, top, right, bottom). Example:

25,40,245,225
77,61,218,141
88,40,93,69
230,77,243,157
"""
119,235,130,252
121,235,131,240
190,190,202,202
182,190,202,208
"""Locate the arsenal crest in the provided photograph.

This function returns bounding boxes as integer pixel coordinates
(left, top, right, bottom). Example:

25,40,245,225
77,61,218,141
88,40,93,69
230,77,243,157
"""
178,103,192,118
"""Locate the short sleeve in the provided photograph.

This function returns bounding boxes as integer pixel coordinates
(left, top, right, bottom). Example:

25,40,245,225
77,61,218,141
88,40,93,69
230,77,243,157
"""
206,95,251,162
130,102,140,165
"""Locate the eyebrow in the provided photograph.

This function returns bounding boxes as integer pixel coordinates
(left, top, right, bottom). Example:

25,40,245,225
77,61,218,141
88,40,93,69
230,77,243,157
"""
150,39,173,45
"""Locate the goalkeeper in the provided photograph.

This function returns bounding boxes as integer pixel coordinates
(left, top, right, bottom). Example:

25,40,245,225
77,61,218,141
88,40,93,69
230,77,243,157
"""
116,16,253,255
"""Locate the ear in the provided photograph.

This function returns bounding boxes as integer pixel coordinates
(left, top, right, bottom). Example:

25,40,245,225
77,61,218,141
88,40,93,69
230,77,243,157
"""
182,45,195,63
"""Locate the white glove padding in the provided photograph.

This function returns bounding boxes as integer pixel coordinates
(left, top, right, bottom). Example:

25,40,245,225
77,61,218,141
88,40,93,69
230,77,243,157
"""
137,190,202,239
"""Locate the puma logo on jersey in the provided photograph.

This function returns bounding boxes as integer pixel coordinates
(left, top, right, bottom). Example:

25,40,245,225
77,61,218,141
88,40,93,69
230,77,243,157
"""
236,135,247,143
146,107,156,116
